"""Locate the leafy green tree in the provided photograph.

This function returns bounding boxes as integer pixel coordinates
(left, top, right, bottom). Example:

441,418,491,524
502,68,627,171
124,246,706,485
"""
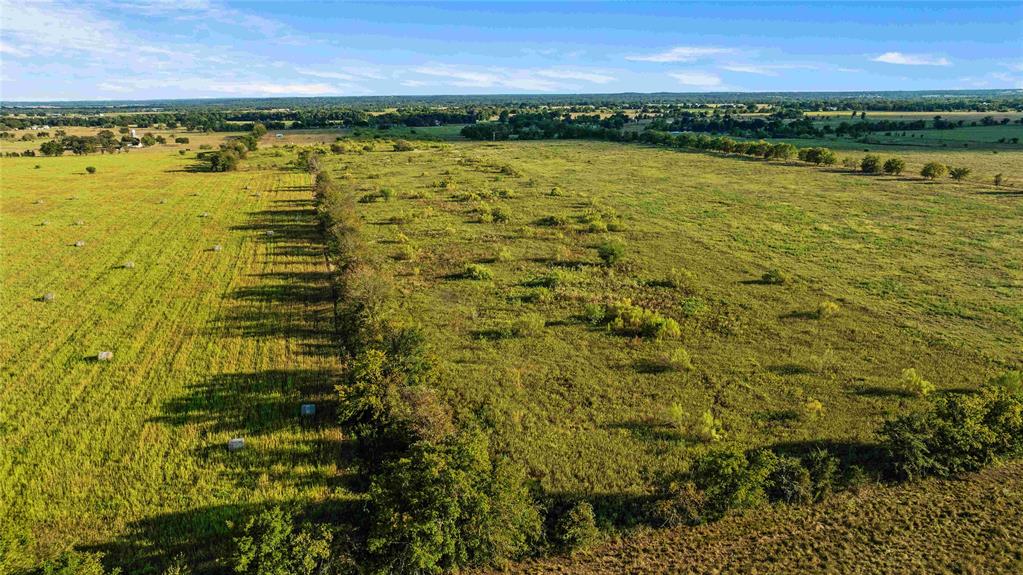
367,430,541,573
39,140,63,156
881,383,1022,480
920,162,947,180
596,239,625,265
860,154,882,174
556,501,600,554
690,449,774,520
948,166,972,181
883,157,906,175
233,507,340,575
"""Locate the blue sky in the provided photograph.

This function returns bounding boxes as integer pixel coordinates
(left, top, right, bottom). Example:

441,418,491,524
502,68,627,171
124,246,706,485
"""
1,1,1021,101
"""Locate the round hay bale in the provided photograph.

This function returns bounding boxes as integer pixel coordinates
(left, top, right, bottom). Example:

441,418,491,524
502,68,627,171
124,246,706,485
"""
200,212,210,218
42,292,55,302
227,438,244,451
301,404,316,416
75,220,85,226
159,199,167,204
265,230,275,237
74,240,85,248
212,244,223,252
123,261,135,269
34,199,44,205
97,351,113,361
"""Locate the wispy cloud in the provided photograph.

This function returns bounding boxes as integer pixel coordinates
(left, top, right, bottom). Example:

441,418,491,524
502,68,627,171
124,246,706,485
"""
626,46,731,63
668,71,723,89
872,52,951,66
535,69,615,84
721,64,778,76
411,64,613,92
721,63,819,76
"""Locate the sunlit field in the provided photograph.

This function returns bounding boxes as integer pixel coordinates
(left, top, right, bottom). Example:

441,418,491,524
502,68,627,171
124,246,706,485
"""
0,149,355,570
2,129,1021,573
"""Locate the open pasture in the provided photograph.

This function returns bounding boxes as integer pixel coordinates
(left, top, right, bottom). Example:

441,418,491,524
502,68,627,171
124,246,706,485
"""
327,138,1022,502
0,150,354,571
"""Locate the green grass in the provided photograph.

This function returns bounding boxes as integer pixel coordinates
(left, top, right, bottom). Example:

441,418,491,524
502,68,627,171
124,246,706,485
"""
0,150,355,571
2,136,1021,572
327,138,1021,499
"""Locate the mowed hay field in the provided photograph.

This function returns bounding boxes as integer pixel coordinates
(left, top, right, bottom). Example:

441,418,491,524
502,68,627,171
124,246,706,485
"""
0,150,355,570
327,140,1022,514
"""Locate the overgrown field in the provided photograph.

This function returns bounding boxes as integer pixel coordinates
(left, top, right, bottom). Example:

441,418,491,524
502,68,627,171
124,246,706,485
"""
495,460,1023,574
323,138,1022,537
0,151,354,571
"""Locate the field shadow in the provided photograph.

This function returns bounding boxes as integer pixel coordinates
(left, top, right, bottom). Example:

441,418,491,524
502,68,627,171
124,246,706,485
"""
116,184,358,572
84,498,364,575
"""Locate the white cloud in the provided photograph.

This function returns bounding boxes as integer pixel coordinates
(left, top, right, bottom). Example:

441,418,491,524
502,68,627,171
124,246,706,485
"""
410,64,613,92
535,69,615,84
836,67,864,73
669,71,723,88
295,68,359,81
205,81,341,95
0,40,29,57
626,46,731,63
721,64,779,76
872,52,951,66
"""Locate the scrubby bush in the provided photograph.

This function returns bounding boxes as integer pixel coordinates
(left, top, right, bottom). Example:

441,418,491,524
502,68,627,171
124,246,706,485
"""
798,147,837,166
883,157,906,175
233,506,340,575
761,268,789,285
602,299,681,339
948,166,972,181
663,346,694,371
900,367,934,397
464,263,493,280
494,246,512,262
920,162,947,180
804,448,840,501
690,449,773,520
379,188,395,201
665,267,698,294
802,397,824,421
85,166,96,174
816,300,840,319
652,480,706,527
994,173,1004,186
596,239,625,266
392,139,415,152
860,155,882,174
881,382,1023,480
555,501,600,555
539,214,569,227
31,551,119,575
694,410,724,442
512,312,545,337
766,454,812,504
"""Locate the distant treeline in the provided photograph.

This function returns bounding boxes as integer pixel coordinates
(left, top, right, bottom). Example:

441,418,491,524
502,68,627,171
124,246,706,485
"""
4,89,1023,113
0,108,481,132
